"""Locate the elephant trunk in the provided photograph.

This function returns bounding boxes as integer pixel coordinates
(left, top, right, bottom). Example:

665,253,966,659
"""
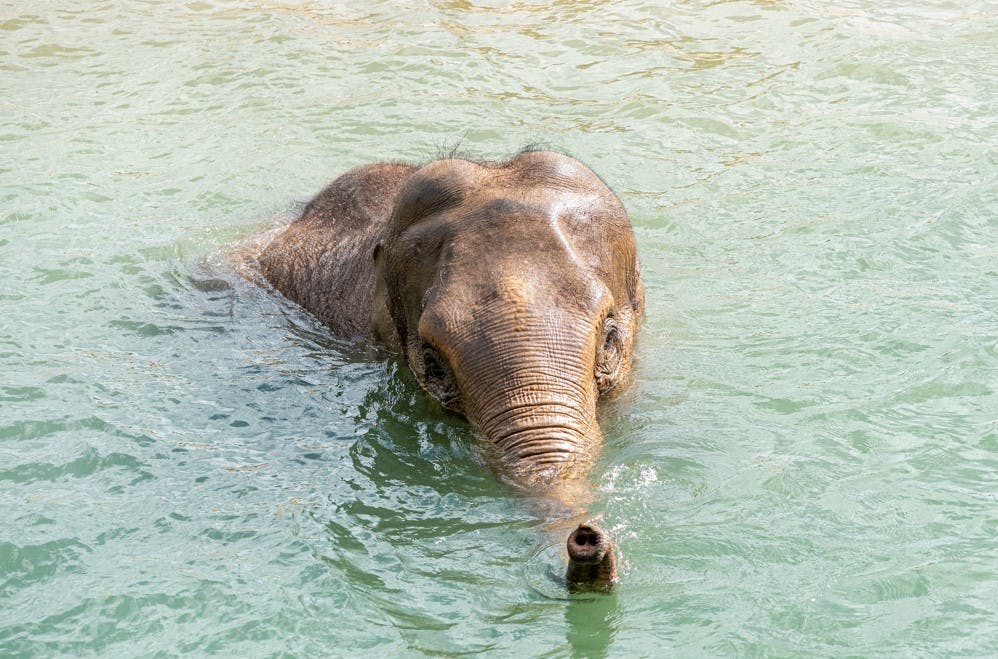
483,402,599,481
423,294,618,587
566,523,617,588
459,344,618,588
463,346,601,484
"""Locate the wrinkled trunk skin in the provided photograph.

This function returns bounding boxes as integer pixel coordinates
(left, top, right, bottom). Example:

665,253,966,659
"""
425,299,598,482
472,371,619,589
470,347,599,485
430,306,618,587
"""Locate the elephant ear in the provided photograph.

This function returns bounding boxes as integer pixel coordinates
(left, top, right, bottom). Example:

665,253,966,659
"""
371,244,402,351
630,259,645,315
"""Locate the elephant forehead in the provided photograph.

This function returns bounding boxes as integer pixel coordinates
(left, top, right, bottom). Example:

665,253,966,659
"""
392,152,622,233
443,206,593,274
425,261,612,335
454,191,616,245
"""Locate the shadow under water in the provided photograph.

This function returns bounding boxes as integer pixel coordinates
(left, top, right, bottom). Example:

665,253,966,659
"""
565,590,621,658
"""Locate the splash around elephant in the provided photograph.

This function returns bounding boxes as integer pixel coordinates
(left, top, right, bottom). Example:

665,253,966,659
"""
252,149,643,588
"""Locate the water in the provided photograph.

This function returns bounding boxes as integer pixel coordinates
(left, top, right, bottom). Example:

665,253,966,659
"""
1,0,996,655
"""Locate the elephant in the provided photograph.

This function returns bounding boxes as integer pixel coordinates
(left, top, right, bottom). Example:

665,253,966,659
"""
253,149,643,588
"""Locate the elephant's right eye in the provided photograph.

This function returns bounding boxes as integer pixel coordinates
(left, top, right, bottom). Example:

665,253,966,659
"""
423,347,447,382
421,346,461,412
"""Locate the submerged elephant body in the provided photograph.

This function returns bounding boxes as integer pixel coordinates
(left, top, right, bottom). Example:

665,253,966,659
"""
256,150,642,586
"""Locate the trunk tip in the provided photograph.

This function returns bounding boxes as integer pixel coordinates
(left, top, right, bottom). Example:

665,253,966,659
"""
566,522,617,589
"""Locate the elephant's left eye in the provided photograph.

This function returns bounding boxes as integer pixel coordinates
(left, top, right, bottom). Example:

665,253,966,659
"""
596,316,623,394
600,316,622,355
602,326,620,352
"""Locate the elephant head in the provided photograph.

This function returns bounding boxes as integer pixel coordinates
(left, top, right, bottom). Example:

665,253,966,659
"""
372,151,643,584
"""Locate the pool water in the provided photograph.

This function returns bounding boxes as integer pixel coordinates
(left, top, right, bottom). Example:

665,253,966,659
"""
1,1,996,655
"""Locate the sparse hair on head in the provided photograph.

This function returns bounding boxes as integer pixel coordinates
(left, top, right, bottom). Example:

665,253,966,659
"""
434,138,470,161
428,141,570,167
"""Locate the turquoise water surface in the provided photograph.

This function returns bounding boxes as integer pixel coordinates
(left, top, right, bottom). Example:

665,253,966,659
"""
1,1,996,655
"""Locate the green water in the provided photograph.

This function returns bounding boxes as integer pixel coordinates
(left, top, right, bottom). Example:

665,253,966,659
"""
2,0,996,655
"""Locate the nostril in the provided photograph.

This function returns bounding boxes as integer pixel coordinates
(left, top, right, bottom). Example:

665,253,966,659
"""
566,522,617,587
567,524,607,565
573,525,601,547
